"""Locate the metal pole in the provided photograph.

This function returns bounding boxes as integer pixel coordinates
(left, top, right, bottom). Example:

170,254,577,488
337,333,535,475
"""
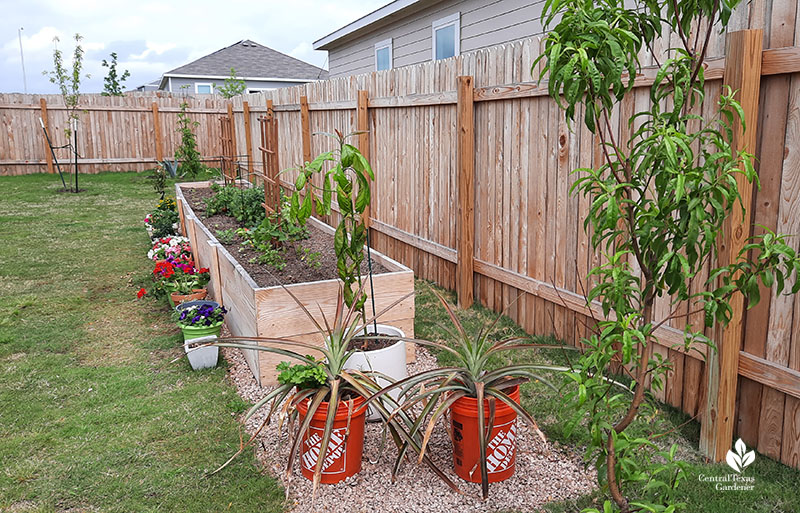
18,28,27,94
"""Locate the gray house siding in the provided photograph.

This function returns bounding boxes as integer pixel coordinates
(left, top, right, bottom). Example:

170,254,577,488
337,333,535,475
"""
325,0,546,78
162,77,314,94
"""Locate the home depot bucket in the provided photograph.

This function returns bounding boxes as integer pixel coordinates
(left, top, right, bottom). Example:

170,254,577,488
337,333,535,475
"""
296,394,368,484
449,385,520,483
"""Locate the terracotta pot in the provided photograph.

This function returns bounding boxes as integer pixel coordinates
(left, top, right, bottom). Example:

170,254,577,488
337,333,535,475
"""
449,385,520,483
296,394,367,484
169,288,207,307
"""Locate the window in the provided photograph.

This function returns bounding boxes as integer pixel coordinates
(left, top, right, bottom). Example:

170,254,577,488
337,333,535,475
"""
195,83,213,94
248,88,275,94
375,38,393,71
432,13,460,60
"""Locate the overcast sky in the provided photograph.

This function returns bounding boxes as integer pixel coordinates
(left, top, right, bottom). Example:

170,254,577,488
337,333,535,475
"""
1,0,386,94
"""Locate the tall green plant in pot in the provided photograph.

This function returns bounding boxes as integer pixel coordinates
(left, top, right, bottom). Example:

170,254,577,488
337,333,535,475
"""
372,288,572,499
535,1,800,511
200,285,458,494
287,130,374,321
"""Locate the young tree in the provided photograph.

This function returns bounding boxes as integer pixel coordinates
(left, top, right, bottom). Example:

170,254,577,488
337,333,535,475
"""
101,52,130,96
536,1,800,511
214,68,247,99
43,33,88,192
174,98,204,179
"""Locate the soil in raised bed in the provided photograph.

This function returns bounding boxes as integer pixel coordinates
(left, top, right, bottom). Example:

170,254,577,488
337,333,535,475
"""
183,186,388,288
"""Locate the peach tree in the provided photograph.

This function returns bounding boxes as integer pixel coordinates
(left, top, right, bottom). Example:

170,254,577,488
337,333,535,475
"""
536,0,800,511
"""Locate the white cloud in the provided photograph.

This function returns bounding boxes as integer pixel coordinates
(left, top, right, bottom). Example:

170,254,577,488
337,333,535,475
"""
130,42,177,61
0,0,387,93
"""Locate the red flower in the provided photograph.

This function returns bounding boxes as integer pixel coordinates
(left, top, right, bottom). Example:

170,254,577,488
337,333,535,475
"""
137,288,146,299
199,268,209,274
154,261,175,278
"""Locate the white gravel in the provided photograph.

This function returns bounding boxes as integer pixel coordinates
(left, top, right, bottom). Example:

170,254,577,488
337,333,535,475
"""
220,333,596,512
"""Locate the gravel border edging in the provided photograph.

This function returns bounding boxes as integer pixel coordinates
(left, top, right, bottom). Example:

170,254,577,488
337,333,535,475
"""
220,336,596,513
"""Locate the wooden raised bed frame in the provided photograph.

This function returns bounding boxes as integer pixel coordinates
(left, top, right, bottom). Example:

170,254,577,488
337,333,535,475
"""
176,181,416,386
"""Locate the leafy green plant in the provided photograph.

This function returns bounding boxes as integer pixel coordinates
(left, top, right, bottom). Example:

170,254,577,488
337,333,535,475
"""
214,67,247,99
204,183,265,227
374,287,570,499
535,1,800,511
276,359,327,389
175,99,205,179
100,51,130,96
297,246,322,270
215,228,236,244
287,130,373,316
43,33,88,193
148,209,180,239
147,165,168,199
201,285,451,495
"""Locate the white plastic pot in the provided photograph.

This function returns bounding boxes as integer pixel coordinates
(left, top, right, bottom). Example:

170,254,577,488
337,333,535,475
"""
343,324,407,421
184,335,220,370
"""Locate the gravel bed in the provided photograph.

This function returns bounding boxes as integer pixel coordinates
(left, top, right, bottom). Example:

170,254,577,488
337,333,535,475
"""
219,328,596,512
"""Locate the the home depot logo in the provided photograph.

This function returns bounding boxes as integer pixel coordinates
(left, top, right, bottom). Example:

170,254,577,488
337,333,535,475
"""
485,422,517,473
302,427,347,474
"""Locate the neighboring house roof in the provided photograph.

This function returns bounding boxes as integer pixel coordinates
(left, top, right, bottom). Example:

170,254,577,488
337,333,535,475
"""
314,0,433,50
158,40,327,89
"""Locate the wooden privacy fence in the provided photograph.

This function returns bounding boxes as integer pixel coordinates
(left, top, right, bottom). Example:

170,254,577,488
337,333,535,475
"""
229,33,800,468
0,92,235,175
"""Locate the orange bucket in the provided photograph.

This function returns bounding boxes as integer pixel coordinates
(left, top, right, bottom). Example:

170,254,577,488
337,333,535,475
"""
449,385,520,483
296,394,368,484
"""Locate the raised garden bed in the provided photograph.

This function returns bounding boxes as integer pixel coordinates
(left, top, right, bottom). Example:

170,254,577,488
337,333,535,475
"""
176,181,415,385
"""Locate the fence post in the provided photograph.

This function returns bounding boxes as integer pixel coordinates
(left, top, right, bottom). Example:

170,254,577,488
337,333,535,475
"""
151,102,163,162
40,98,54,174
357,90,371,228
243,101,253,178
300,95,312,165
456,75,475,309
700,29,763,462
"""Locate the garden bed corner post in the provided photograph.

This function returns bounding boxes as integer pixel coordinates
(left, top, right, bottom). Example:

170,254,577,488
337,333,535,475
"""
700,28,763,462
456,75,475,309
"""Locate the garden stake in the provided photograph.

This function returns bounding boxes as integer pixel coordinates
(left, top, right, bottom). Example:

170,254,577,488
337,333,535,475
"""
38,117,67,190
366,229,378,333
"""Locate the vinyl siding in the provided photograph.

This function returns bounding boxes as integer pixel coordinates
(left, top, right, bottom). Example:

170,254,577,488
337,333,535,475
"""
161,77,315,93
326,0,547,77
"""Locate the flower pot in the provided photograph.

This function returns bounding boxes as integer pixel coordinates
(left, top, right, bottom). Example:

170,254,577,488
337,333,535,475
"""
449,385,520,483
296,394,367,484
181,322,223,342
343,324,407,421
183,337,220,370
175,299,220,312
169,288,207,307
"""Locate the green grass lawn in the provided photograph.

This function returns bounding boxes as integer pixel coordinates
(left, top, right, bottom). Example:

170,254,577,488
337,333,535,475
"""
2,171,798,513
0,172,283,512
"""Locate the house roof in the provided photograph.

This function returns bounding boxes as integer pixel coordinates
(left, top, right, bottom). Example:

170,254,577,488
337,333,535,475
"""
159,40,327,87
314,0,432,50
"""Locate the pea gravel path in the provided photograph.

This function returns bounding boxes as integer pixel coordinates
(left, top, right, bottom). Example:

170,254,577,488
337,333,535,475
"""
220,341,596,512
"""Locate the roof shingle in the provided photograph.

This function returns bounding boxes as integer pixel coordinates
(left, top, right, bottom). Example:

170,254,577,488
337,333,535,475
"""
165,40,328,80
